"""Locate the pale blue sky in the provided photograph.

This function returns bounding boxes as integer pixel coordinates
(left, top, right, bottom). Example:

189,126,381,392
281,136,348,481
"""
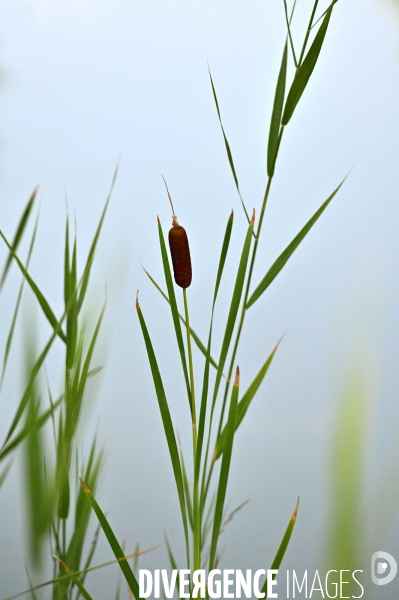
1,0,399,597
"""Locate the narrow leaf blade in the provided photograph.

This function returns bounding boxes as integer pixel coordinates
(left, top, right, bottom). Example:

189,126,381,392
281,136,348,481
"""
267,43,287,178
79,478,141,598
0,187,38,289
282,6,333,126
214,340,280,460
261,498,300,594
246,177,346,309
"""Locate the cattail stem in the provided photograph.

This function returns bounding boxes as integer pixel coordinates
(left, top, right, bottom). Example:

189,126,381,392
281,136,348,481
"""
203,173,276,505
183,288,201,572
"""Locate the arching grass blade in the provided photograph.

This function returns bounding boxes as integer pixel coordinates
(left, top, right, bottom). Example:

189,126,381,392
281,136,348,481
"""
0,231,67,343
1,211,40,388
0,187,38,290
208,68,251,225
246,176,346,309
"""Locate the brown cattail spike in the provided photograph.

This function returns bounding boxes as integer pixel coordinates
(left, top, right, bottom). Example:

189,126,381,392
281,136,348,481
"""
163,177,192,288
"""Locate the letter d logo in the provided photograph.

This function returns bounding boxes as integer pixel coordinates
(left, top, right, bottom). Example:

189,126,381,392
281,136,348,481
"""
371,551,397,585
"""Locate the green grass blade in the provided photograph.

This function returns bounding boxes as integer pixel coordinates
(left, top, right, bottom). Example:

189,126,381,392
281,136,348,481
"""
211,213,254,411
64,217,70,306
136,298,190,568
165,536,182,598
0,231,67,343
54,556,94,600
67,441,103,574
213,211,234,305
77,165,117,313
142,265,219,370
246,176,346,309
261,498,300,594
157,219,192,409
66,236,78,369
281,6,333,126
180,449,194,530
267,44,287,178
214,340,280,460
79,477,141,598
0,187,38,290
1,211,40,388
208,68,251,224
2,315,67,445
0,461,13,490
0,396,63,462
208,368,239,570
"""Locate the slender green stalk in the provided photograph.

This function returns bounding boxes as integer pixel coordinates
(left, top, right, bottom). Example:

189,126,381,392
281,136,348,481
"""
297,0,320,67
183,288,201,572
203,175,275,503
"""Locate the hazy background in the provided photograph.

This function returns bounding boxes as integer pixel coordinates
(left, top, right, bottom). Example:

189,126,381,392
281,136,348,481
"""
1,0,399,597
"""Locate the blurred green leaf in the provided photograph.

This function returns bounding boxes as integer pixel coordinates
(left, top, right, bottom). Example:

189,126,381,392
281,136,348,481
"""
0,231,67,343
0,187,38,290
282,6,333,125
0,396,63,463
66,237,78,370
246,177,346,309
1,211,40,388
77,165,117,313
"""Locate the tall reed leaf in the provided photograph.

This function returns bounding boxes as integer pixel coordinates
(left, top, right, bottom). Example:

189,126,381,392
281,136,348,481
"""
246,177,345,309
267,44,287,178
281,6,333,126
79,477,141,598
214,340,280,460
136,298,190,567
261,497,300,594
209,368,239,570
0,187,37,290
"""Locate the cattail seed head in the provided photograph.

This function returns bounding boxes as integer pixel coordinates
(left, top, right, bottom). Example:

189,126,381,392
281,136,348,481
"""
162,175,192,289
169,220,192,288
